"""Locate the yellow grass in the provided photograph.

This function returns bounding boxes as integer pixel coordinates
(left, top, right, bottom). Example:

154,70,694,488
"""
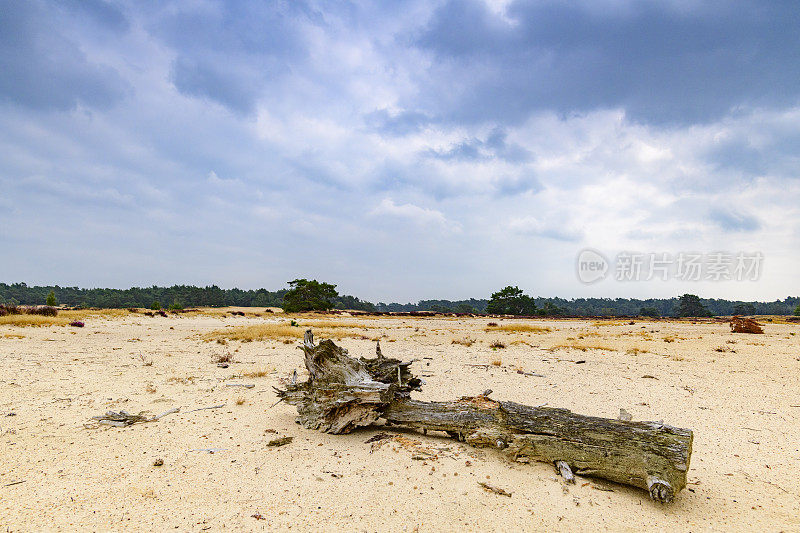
549,342,615,352
0,308,133,327
1,333,26,339
0,314,71,327
301,319,371,329
203,320,376,343
625,347,651,355
239,367,273,378
203,323,305,342
591,320,625,327
484,324,551,334
166,376,197,385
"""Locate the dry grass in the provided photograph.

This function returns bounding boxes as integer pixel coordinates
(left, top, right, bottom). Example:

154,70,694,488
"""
239,367,272,378
212,352,234,364
490,358,502,366
145,383,157,394
489,340,506,349
0,308,133,327
591,320,625,327
301,319,371,330
203,323,305,342
625,347,651,356
166,376,197,385
203,320,375,343
451,337,475,347
485,324,551,334
549,342,615,352
235,397,246,406
1,333,25,339
0,314,71,327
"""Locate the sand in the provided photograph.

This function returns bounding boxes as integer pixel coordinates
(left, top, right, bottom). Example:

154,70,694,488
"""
1,312,799,531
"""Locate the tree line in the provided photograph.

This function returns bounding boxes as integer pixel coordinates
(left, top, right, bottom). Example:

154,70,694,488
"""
1,281,798,316
0,282,375,312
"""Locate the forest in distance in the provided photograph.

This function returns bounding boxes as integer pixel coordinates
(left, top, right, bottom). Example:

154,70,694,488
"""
1,282,798,318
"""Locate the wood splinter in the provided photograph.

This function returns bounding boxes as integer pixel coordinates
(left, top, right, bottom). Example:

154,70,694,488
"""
275,330,693,503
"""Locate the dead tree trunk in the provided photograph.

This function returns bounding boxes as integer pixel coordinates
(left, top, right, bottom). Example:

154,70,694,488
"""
276,330,693,503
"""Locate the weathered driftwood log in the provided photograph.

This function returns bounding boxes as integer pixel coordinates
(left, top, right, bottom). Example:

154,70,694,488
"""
276,330,693,503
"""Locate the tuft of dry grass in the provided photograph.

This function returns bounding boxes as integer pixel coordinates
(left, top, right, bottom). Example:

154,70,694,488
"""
625,347,650,356
485,324,551,334
451,337,475,347
239,367,272,378
549,342,615,352
489,340,506,349
145,383,157,394
167,375,197,385
490,358,502,366
212,352,234,364
591,320,625,327
235,397,246,405
1,333,26,339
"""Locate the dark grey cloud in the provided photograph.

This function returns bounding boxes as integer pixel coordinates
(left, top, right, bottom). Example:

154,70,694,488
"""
0,0,129,111
149,2,318,114
410,0,800,126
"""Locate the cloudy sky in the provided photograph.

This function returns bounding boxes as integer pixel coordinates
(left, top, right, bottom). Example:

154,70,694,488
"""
2,0,799,302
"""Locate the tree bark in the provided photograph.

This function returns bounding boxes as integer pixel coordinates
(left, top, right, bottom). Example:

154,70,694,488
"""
276,330,693,503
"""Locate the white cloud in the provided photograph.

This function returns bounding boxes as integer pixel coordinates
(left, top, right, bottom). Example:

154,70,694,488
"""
370,198,460,233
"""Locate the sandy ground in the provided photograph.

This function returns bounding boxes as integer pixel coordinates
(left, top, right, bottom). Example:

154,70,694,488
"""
1,311,799,532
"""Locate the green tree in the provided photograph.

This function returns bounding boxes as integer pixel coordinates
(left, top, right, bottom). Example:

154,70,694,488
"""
150,300,162,310
454,303,476,314
46,290,57,307
537,301,564,316
282,279,338,312
639,306,660,318
676,294,712,317
794,304,800,316
486,286,537,315
733,303,756,316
